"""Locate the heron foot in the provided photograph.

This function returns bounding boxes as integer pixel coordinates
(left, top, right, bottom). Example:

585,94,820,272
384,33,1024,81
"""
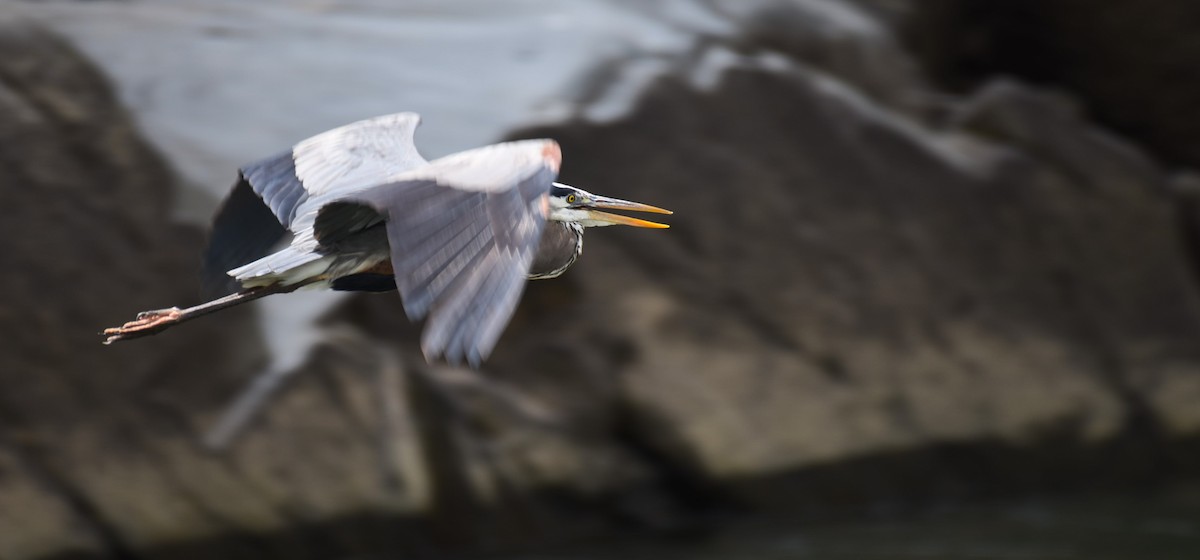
102,307,183,344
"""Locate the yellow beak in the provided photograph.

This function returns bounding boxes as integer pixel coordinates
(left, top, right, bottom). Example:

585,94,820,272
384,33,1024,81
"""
583,196,672,228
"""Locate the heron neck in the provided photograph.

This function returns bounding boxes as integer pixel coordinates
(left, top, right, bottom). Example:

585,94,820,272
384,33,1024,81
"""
528,221,583,280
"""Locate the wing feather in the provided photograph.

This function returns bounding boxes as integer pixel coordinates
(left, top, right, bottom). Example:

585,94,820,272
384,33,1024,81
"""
208,113,428,290
337,139,560,364
442,265,505,359
201,174,288,297
473,265,528,362
424,250,503,356
236,112,426,230
441,257,525,365
292,113,425,198
387,210,492,317
241,150,306,225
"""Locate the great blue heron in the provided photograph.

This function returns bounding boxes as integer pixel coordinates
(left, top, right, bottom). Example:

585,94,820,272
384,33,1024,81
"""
102,112,670,366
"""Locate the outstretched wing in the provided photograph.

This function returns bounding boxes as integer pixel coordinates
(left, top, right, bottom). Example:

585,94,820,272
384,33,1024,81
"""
202,113,426,296
335,139,561,366
246,112,426,227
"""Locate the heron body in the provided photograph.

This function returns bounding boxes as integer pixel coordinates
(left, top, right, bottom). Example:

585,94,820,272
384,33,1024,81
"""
103,112,670,366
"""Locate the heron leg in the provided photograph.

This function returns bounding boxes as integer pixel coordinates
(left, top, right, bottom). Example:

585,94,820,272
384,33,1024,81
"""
102,282,309,344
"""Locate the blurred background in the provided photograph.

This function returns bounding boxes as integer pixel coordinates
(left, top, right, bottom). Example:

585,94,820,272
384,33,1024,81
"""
3,1,1200,559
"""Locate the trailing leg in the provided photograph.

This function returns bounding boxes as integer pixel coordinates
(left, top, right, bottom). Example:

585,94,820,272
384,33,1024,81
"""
101,282,307,344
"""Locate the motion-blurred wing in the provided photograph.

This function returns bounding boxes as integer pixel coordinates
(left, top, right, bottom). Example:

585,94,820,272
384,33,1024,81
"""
201,176,289,297
335,139,561,366
246,112,426,227
202,112,426,296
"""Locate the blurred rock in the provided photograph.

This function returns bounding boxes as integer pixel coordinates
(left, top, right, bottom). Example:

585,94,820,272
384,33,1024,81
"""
902,0,1200,171
322,35,1200,515
0,20,439,560
0,19,257,560
712,0,922,109
476,52,1200,505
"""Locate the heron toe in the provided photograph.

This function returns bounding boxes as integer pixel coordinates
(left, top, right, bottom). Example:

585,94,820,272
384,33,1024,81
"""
136,307,181,320
103,308,184,344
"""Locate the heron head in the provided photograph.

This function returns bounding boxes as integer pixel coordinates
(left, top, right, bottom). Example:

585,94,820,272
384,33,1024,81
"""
546,183,671,228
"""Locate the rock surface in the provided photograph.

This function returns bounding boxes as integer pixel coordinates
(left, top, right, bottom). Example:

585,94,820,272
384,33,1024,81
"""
0,21,290,560
425,56,1200,507
3,1,1200,559
903,0,1200,171
323,0,1200,517
0,21,441,560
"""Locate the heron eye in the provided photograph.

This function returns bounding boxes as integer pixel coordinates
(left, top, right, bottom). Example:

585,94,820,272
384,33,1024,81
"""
566,194,577,204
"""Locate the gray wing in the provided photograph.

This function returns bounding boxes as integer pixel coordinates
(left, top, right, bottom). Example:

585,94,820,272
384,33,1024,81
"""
203,113,425,295
333,139,562,366
201,175,289,297
244,112,426,227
